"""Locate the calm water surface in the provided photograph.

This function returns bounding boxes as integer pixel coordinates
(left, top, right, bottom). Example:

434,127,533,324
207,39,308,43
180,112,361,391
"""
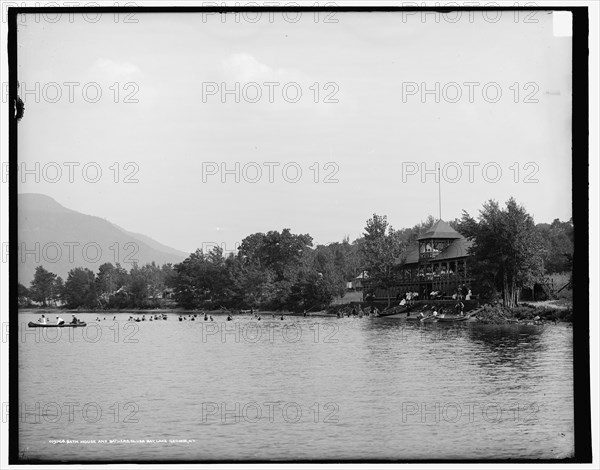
18,313,574,461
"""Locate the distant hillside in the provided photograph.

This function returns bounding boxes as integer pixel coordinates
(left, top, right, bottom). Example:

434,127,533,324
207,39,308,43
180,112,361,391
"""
18,193,187,284
112,225,188,259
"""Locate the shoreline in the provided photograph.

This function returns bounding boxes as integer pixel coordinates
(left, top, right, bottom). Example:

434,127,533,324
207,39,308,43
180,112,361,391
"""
18,299,573,324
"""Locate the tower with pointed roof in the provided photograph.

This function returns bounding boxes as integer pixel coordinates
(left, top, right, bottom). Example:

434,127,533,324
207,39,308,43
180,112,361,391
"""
416,219,462,260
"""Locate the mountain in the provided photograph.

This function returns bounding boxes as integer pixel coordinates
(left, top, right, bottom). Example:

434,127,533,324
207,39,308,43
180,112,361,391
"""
18,193,188,284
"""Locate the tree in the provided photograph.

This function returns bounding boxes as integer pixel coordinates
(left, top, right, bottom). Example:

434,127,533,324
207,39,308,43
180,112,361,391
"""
29,266,57,306
142,262,164,306
96,263,118,298
235,229,314,309
172,247,235,309
53,277,64,305
535,218,574,273
360,214,406,307
18,283,30,307
129,263,149,308
288,250,346,311
460,198,545,308
63,268,98,308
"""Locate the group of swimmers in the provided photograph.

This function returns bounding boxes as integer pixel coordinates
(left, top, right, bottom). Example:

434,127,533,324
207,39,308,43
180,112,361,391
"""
128,314,168,322
179,312,287,322
336,306,377,318
36,311,297,325
179,313,215,322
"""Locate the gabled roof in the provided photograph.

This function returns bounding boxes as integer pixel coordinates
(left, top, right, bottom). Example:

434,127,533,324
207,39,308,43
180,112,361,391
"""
394,238,473,267
416,219,463,240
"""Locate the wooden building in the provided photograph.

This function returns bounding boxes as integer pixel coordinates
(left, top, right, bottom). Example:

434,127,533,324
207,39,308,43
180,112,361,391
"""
394,220,473,299
368,220,474,301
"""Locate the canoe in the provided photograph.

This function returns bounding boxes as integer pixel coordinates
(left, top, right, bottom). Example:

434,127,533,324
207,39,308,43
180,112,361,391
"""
28,322,87,328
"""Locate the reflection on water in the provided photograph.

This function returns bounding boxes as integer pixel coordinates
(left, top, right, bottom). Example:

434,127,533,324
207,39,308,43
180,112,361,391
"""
18,313,573,461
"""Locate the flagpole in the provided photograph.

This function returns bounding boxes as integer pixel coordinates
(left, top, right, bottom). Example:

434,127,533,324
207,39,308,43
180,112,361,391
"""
438,165,442,220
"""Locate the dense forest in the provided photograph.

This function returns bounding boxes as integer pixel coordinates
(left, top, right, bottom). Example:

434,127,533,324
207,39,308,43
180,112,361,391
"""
18,199,574,311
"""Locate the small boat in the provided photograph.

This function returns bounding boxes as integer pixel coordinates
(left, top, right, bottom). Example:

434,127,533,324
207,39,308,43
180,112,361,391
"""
436,315,469,323
419,316,438,323
378,306,409,317
435,307,484,322
28,322,87,328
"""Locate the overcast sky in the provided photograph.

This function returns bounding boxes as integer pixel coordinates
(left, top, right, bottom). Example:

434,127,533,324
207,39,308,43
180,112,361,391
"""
17,10,572,254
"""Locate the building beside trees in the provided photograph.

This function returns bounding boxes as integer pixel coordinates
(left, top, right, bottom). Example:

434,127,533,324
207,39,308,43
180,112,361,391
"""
390,219,473,300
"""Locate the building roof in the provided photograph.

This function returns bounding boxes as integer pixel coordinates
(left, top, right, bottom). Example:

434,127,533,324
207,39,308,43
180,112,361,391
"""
416,219,463,240
395,238,473,267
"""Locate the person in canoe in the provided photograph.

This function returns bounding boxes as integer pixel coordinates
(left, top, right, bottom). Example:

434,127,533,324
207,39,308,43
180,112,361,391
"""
70,314,79,324
37,314,47,324
56,316,65,325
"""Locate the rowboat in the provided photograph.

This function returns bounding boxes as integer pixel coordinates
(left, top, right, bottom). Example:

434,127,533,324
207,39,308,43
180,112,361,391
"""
28,322,87,328
436,315,469,322
377,306,409,317
433,307,485,322
419,316,438,323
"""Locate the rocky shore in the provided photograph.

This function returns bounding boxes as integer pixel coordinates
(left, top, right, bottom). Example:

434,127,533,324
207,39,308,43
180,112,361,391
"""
327,299,573,324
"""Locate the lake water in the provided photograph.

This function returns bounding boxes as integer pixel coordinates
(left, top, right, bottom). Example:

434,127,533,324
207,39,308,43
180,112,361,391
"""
17,312,574,461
